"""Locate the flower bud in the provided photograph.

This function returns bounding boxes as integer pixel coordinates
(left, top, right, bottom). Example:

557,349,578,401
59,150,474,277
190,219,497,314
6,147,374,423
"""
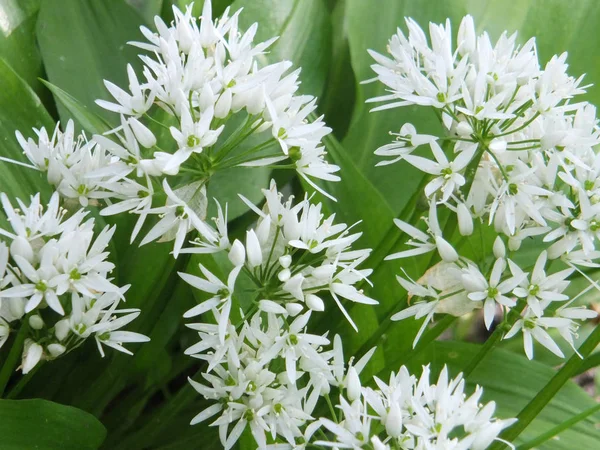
286,303,303,317
458,15,476,55
55,319,70,341
256,215,271,245
245,230,263,268
456,121,473,137
215,89,232,119
508,236,521,252
29,315,44,330
435,236,459,262
346,367,361,402
457,203,473,236
47,343,66,358
258,299,287,314
283,214,301,241
311,264,335,281
228,239,245,266
22,340,43,374
279,254,292,269
129,117,156,148
10,236,34,262
8,298,24,320
277,268,291,282
283,274,305,301
493,236,506,258
306,294,325,312
385,402,403,437
199,84,215,111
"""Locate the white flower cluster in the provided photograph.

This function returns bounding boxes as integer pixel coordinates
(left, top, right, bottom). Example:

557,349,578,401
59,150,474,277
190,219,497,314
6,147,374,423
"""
0,193,148,374
367,16,598,359
6,0,339,257
181,180,377,448
318,365,515,450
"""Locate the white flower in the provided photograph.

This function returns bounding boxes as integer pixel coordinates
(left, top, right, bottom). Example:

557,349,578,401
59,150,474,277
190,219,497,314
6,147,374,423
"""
461,258,524,329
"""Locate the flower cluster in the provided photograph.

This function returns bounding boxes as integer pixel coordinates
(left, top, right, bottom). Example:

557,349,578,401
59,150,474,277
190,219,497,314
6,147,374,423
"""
181,180,377,448
6,1,339,258
367,15,598,359
318,365,515,450
0,193,148,373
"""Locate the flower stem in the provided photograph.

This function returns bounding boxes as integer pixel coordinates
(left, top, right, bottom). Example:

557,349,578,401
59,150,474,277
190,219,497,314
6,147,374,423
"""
462,304,524,377
489,323,600,450
0,321,29,397
515,403,600,450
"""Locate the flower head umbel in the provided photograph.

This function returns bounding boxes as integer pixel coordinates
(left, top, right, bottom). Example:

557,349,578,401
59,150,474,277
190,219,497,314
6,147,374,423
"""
0,192,148,374
369,15,598,359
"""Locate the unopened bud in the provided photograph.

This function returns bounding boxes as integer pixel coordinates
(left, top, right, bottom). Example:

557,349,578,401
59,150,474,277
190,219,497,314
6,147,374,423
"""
385,402,403,437
55,319,70,341
306,294,325,312
279,254,292,269
493,236,506,258
29,315,44,330
245,230,263,268
278,268,291,282
47,343,66,358
435,236,459,262
286,303,303,317
456,121,473,137
346,367,361,402
228,239,245,266
129,117,156,148
215,89,232,119
457,203,473,236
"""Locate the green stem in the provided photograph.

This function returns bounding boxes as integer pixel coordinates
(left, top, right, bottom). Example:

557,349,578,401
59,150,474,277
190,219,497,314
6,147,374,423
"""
489,323,600,450
516,403,600,450
574,351,600,376
0,321,29,397
6,361,42,399
401,315,457,366
325,393,338,423
462,303,525,377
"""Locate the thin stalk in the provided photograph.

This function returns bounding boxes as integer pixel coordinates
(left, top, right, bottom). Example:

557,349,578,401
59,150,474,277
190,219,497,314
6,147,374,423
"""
489,323,600,450
516,403,600,450
462,303,526,377
0,321,29,397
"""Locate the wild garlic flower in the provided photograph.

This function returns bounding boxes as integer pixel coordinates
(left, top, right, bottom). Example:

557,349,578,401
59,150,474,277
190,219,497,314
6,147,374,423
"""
180,179,376,331
0,192,148,373
317,365,516,450
369,16,598,359
6,0,339,257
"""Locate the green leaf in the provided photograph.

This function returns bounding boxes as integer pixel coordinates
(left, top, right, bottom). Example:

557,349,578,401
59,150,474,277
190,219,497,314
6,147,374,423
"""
36,0,147,127
231,0,332,97
400,341,600,450
0,0,45,94
0,58,53,200
40,79,113,135
0,398,107,450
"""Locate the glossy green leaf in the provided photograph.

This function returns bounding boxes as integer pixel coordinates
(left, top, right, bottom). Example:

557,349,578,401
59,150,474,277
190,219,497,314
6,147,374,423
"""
231,0,332,97
0,0,45,94
40,79,112,135
0,399,106,450
36,0,146,127
0,57,53,200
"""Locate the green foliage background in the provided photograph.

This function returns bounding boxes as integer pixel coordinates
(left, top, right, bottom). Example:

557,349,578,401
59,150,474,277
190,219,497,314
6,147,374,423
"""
0,0,598,449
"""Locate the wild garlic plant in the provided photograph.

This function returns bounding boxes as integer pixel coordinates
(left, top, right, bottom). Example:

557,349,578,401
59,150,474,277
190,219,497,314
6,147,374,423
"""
367,15,599,359
4,3,600,450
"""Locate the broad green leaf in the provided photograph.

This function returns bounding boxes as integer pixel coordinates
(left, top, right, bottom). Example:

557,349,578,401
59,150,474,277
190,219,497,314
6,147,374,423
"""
40,80,113,135
0,0,45,94
0,399,106,450
231,0,332,97
398,341,600,450
0,58,53,200
36,0,146,127
126,0,163,24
